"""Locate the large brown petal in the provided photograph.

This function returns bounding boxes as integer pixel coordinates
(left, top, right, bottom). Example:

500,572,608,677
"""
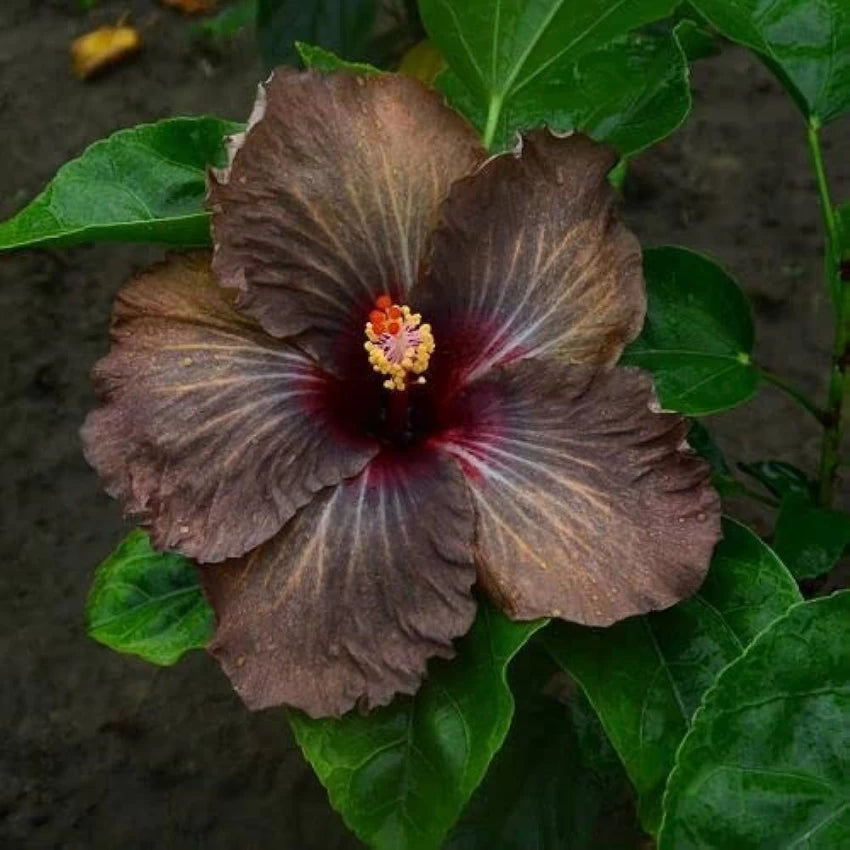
209,70,483,364
443,360,720,626
201,449,477,717
419,131,644,385
82,252,377,563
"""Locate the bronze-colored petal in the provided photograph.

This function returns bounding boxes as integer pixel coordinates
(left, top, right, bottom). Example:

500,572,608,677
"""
209,70,484,366
202,449,477,717
82,252,377,563
444,360,720,626
419,131,644,385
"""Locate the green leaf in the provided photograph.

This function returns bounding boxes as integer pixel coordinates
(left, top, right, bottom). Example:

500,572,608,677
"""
622,246,759,416
657,17,719,61
689,0,850,124
773,494,850,580
419,0,679,150
289,603,545,850
659,591,850,849
687,422,741,500
444,649,632,850
738,460,815,501
195,0,257,40
86,530,213,666
544,519,801,834
0,117,240,252
296,40,380,73
441,27,691,156
257,0,377,69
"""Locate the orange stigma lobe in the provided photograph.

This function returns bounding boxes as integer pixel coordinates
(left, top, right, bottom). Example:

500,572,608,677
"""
364,295,435,391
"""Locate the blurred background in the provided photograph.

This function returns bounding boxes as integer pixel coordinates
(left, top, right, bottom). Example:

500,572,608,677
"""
1,1,848,848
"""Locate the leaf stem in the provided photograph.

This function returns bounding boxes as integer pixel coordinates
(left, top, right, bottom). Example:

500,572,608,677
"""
757,368,826,425
482,94,503,150
808,119,838,258
808,118,847,507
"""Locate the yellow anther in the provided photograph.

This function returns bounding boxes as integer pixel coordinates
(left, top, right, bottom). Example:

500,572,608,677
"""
364,294,434,391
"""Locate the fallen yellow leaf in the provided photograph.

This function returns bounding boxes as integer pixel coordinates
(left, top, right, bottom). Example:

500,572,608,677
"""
160,0,217,13
70,26,142,80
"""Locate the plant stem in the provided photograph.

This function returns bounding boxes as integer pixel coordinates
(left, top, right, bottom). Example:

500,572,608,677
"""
758,368,825,425
808,118,847,507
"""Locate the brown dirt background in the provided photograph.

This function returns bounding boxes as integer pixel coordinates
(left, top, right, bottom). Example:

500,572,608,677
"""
1,2,848,848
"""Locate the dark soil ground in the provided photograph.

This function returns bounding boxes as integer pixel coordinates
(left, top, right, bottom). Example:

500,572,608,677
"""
1,2,848,849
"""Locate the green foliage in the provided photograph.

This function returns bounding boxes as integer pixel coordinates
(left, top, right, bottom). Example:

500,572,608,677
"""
774,495,850,580
622,247,759,415
544,519,801,834
537,26,692,156
687,422,744,500
690,0,850,124
733,461,850,581
0,117,240,252
257,0,376,68
738,460,815,501
419,0,681,150
195,0,258,40
288,603,546,850
659,592,850,849
445,650,632,850
441,27,692,156
86,530,213,666
257,0,419,72
296,40,380,73
646,16,719,61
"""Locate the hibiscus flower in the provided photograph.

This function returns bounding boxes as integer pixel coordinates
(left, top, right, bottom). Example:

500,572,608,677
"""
82,69,720,718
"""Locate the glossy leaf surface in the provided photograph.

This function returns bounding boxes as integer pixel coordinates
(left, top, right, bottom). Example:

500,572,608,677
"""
622,246,758,416
420,0,679,150
690,0,850,124
86,530,213,666
660,592,850,849
0,117,239,251
289,604,546,850
440,28,691,155
445,651,632,850
773,494,850,580
257,0,377,68
544,519,800,834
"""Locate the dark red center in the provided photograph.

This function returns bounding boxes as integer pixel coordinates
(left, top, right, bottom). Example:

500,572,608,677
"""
316,310,478,452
